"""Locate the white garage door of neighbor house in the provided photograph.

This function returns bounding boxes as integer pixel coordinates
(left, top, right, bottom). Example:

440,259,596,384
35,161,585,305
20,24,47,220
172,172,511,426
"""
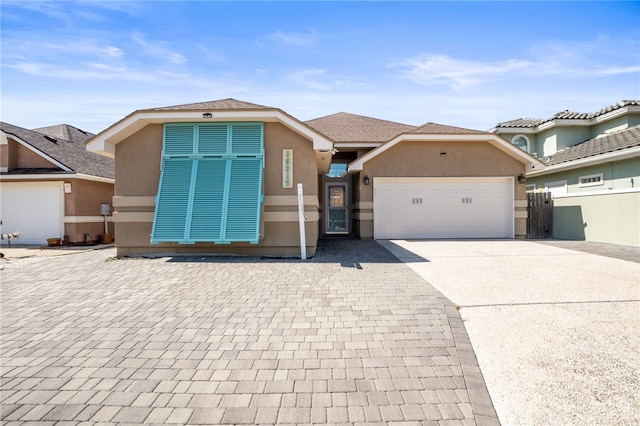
0,182,64,245
374,177,514,239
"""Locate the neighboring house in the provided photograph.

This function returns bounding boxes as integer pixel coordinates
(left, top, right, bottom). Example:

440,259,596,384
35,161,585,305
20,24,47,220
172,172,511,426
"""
493,100,640,246
87,98,543,257
0,122,115,245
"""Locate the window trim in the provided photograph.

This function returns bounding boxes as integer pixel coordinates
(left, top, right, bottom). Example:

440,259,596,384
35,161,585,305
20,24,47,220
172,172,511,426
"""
578,172,604,188
511,134,530,153
545,180,567,197
525,183,536,193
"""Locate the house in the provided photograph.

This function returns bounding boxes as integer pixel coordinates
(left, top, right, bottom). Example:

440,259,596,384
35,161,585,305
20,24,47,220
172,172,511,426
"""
0,122,115,245
492,100,640,246
86,98,543,257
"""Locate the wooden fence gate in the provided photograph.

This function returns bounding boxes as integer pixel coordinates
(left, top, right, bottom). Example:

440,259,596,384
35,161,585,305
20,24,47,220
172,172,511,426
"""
526,192,553,239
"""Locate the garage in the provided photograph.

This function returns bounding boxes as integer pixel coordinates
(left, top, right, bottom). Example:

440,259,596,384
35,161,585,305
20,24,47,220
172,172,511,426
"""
373,177,514,239
0,182,64,245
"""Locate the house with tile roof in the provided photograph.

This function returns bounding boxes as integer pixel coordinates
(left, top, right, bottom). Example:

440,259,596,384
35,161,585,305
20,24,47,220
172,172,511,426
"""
87,98,543,257
1,122,115,245
492,100,640,246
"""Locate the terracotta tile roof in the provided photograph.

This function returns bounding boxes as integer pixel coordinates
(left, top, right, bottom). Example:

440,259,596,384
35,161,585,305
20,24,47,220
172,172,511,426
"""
32,124,95,144
1,122,114,179
305,112,415,143
148,98,273,111
410,122,487,135
545,125,640,165
495,100,640,129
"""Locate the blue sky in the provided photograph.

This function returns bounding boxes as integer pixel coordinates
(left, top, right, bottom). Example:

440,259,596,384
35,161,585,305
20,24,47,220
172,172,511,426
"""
2,1,639,134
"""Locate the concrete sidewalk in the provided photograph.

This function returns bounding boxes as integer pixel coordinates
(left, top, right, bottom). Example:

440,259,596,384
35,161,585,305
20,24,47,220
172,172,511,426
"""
1,238,498,425
381,239,640,425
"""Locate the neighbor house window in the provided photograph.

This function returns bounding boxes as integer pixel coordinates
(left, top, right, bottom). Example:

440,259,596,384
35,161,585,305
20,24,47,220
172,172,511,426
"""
512,134,530,152
579,173,603,188
525,183,536,193
151,122,263,244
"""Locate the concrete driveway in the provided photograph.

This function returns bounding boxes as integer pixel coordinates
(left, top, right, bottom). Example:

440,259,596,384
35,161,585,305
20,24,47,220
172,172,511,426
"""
380,239,640,425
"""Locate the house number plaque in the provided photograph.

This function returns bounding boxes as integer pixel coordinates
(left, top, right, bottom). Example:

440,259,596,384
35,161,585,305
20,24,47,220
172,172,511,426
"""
283,149,293,188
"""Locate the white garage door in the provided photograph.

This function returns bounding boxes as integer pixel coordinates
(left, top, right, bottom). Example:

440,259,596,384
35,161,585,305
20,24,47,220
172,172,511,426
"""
374,177,514,239
0,182,64,245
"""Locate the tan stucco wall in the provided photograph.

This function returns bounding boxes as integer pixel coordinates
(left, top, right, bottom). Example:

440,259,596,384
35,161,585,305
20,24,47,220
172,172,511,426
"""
11,139,58,169
113,122,320,257
355,140,528,238
0,144,8,170
63,179,115,244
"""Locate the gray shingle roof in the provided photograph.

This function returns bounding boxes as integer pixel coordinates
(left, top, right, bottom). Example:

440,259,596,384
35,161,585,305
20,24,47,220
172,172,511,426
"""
495,100,640,129
545,125,640,165
1,122,114,179
32,124,95,144
410,122,487,135
305,112,416,143
148,98,273,111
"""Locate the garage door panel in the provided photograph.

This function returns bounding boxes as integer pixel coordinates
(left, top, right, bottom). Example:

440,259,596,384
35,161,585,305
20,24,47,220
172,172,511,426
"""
1,182,64,245
374,177,513,239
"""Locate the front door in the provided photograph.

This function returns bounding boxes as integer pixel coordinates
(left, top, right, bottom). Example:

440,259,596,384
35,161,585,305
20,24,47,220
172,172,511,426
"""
325,182,349,234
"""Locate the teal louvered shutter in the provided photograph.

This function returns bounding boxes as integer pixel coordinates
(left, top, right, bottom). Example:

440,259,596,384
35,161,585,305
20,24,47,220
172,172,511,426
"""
152,122,263,245
188,159,228,241
151,158,194,243
198,124,228,155
224,158,263,243
164,124,195,155
231,123,263,155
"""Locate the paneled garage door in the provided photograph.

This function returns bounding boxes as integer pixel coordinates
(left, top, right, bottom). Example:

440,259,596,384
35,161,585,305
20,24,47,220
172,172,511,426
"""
374,177,514,239
0,182,64,245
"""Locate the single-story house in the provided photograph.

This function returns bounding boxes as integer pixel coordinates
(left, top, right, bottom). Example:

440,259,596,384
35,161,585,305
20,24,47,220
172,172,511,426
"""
492,100,640,246
86,98,543,257
1,122,115,245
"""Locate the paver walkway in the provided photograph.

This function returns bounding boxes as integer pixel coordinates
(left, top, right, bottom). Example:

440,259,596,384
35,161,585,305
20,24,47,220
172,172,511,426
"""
0,238,497,425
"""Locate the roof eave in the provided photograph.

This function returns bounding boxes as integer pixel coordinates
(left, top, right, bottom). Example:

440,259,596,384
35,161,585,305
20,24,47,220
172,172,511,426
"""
86,109,334,157
348,133,544,172
527,146,640,177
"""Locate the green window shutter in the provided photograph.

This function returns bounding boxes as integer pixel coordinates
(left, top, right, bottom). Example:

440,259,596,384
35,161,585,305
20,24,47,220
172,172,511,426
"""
188,159,228,241
151,158,195,243
198,124,228,155
224,158,263,243
164,124,195,156
231,123,263,155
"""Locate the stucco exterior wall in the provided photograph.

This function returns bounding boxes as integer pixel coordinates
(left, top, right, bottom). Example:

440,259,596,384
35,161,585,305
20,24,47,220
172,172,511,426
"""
113,122,320,257
63,179,115,244
12,139,58,169
353,140,527,239
553,191,640,246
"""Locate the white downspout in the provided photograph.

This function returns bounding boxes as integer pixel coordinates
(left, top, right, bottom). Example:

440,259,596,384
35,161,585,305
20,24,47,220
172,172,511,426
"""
297,183,307,260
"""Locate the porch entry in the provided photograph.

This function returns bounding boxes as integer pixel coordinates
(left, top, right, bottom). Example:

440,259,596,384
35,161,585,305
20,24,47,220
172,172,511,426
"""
325,182,349,234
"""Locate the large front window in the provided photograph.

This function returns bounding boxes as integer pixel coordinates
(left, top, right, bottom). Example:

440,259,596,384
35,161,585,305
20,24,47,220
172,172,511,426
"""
151,122,263,244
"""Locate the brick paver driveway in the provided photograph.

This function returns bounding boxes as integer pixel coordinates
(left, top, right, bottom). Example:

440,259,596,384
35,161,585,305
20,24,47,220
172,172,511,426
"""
1,239,497,425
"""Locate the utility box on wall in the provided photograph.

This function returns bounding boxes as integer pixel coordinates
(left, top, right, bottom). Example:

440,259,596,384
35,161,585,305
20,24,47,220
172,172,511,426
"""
99,204,111,215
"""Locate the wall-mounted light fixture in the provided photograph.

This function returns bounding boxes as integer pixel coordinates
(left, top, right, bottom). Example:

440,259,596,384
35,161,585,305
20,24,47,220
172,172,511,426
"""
202,112,213,118
440,152,447,157
518,174,527,184
363,175,370,185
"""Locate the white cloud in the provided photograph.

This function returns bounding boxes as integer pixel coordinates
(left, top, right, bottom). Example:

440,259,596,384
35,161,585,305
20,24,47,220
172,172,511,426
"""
394,37,640,89
269,30,317,46
393,54,533,89
286,68,351,91
131,33,187,65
